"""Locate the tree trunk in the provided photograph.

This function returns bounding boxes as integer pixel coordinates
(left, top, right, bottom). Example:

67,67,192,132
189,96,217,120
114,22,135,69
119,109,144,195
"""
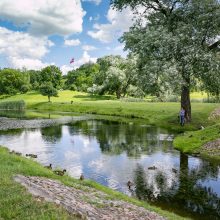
48,96,51,102
181,85,191,122
116,90,121,99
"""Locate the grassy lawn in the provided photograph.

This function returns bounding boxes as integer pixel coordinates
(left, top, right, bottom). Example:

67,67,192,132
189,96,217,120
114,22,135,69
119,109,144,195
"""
0,147,186,220
0,91,219,132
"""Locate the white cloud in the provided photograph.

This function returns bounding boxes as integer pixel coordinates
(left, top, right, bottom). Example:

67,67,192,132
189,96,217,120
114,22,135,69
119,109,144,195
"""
75,51,97,68
0,0,85,36
88,7,135,43
89,14,100,22
0,27,53,70
82,0,102,5
64,39,81,47
60,65,73,75
9,57,51,70
82,45,97,51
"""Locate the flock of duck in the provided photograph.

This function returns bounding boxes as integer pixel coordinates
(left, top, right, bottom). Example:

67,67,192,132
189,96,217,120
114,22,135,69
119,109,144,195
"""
9,150,85,179
9,150,178,189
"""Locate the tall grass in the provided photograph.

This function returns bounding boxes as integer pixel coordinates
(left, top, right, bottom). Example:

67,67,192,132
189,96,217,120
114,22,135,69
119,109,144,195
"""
0,100,25,110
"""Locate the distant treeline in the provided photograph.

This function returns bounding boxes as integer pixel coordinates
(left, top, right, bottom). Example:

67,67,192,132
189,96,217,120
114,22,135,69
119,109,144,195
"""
0,55,220,102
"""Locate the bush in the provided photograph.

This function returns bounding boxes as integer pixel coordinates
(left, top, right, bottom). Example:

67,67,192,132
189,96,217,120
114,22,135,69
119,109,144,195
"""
20,85,30,94
0,100,25,110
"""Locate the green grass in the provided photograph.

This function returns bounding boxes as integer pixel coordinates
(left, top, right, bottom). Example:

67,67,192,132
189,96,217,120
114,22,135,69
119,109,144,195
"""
0,91,115,104
1,91,219,131
173,124,220,159
0,146,187,220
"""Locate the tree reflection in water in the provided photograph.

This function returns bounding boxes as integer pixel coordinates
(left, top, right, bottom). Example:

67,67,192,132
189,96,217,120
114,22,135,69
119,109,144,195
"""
134,154,220,220
68,120,174,157
41,125,62,144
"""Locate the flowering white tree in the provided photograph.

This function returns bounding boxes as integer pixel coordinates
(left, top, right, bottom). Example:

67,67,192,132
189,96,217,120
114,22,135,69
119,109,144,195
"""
111,0,220,121
89,55,138,98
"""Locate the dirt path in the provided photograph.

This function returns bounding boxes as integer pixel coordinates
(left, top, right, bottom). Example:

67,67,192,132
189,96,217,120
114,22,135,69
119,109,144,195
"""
14,175,166,220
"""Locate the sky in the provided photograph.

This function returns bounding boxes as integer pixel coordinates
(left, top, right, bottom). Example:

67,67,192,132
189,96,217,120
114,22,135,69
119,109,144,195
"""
0,0,137,74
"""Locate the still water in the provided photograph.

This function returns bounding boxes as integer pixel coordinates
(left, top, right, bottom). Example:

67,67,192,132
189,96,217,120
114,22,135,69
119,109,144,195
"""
0,117,219,219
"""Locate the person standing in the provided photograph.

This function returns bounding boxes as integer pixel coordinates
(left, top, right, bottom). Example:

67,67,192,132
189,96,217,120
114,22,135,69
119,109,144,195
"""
179,107,185,126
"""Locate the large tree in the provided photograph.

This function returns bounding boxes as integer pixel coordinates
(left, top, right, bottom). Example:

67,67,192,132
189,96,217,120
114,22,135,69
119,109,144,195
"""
40,65,62,89
91,55,138,99
40,82,58,102
111,0,220,121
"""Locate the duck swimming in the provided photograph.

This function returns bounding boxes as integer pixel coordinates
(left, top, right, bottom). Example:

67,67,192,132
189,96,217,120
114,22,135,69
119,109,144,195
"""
127,180,134,189
148,166,157,170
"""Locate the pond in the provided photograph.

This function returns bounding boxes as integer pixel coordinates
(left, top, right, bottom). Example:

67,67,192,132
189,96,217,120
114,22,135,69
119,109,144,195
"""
0,113,219,219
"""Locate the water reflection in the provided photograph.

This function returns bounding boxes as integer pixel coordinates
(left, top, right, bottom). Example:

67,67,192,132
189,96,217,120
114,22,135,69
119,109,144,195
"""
0,119,219,219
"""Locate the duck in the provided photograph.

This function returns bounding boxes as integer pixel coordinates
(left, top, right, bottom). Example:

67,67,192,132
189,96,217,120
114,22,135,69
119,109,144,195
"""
44,164,52,169
15,152,22,156
172,168,178,174
79,174,84,181
127,180,134,189
26,154,37,158
9,150,15,154
10,150,22,156
148,166,157,170
53,169,66,176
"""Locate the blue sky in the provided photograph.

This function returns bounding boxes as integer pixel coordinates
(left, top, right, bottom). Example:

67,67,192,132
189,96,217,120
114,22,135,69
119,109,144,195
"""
0,0,135,74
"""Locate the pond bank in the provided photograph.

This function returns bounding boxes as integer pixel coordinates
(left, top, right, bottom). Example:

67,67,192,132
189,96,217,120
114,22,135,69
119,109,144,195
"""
0,115,93,130
14,175,165,220
174,123,220,161
0,147,185,220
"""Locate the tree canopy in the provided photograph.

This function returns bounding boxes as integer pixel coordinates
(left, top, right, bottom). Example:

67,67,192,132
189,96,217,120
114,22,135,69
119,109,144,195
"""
0,68,30,95
111,0,220,121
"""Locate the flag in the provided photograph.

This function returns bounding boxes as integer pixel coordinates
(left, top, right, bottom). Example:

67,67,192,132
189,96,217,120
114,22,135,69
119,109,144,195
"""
70,58,74,64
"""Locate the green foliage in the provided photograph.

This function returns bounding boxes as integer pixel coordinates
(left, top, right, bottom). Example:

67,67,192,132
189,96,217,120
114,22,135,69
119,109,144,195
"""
40,65,62,89
29,70,41,90
90,55,138,98
40,82,58,102
0,100,25,110
20,84,30,94
0,68,30,95
65,63,99,92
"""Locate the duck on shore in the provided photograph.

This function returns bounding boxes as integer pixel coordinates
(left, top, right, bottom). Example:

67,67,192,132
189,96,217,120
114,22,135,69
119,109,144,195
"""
10,150,22,156
26,154,37,158
53,169,66,176
44,164,52,169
